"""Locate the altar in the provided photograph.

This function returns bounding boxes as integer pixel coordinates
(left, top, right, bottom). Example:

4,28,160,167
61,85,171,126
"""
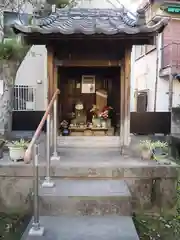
66,88,115,136
69,127,114,136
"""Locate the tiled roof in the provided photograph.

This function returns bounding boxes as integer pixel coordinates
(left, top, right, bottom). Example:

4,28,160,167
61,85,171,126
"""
12,8,168,36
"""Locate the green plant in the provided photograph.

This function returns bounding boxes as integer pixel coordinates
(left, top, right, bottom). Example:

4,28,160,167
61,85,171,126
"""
151,140,168,149
0,39,29,61
6,139,29,149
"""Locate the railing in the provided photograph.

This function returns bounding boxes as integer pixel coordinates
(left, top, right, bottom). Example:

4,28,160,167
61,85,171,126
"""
24,88,60,163
161,42,180,70
26,88,60,236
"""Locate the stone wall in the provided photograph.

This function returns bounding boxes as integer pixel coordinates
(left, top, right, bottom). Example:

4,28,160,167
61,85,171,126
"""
0,163,178,214
171,107,180,135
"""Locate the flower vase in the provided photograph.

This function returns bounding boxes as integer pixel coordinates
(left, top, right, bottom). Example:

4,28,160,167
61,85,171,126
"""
101,120,107,128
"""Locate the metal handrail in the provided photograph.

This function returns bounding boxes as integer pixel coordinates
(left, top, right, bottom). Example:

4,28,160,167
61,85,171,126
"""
24,89,60,163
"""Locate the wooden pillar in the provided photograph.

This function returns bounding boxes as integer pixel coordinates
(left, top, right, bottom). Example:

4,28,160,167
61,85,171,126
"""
120,59,125,149
47,46,55,146
53,64,59,132
47,46,54,103
120,47,132,150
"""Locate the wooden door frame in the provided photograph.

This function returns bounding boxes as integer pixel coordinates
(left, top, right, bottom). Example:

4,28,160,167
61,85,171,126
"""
47,46,131,145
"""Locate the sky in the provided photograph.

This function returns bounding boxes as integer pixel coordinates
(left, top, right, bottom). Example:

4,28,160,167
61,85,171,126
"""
79,0,143,12
120,0,143,11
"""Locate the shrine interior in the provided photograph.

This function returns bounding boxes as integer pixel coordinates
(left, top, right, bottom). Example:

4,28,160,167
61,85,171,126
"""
58,66,121,136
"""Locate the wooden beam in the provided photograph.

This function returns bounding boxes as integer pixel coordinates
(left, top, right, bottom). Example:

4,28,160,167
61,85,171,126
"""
55,59,121,67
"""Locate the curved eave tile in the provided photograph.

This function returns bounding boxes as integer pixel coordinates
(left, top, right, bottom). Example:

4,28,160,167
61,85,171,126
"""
12,16,168,35
139,18,169,33
13,23,140,35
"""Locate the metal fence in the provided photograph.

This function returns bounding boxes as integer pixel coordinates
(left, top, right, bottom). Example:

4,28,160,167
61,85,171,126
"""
13,85,36,111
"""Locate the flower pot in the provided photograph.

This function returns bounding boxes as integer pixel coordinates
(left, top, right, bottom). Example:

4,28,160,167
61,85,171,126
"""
101,120,107,128
152,147,168,160
141,149,152,160
9,147,25,162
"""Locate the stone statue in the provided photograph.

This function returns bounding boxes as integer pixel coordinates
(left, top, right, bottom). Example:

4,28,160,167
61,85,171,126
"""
71,101,87,126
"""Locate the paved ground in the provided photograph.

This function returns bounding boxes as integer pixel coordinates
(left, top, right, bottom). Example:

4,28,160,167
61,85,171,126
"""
22,216,139,240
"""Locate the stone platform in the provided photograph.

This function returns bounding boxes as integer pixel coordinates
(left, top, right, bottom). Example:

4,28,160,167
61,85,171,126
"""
39,179,131,216
0,147,179,214
21,216,139,240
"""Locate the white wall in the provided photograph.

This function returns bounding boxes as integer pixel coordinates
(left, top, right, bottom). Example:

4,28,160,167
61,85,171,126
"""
15,45,47,111
131,33,180,112
133,49,158,111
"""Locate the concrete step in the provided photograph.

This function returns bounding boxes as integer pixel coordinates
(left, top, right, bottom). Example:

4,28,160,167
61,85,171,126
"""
21,216,139,240
57,136,120,148
39,179,132,216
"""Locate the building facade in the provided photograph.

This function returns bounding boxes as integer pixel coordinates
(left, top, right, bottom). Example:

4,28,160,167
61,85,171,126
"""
131,0,180,112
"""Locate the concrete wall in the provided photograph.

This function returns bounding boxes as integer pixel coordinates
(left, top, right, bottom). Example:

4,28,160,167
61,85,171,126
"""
15,45,47,111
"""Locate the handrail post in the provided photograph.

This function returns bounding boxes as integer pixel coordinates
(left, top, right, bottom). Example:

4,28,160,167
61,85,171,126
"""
51,98,60,161
42,114,55,188
28,144,44,236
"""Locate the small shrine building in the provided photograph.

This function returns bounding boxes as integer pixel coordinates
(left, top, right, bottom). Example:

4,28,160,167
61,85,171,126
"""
13,7,167,146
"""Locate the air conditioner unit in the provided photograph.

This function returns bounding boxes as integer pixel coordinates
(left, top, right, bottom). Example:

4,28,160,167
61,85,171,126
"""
26,101,34,110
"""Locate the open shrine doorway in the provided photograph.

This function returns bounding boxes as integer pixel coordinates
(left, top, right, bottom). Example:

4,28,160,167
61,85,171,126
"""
58,66,120,136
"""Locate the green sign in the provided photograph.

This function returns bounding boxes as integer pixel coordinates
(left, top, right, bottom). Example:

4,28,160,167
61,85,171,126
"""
166,6,180,13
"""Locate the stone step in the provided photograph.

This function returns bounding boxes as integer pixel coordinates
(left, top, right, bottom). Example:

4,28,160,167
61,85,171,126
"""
39,179,132,216
57,136,120,148
21,216,139,240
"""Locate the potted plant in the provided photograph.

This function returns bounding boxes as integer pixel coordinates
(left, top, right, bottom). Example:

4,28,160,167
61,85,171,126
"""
99,106,113,128
151,140,168,160
60,120,69,136
90,105,100,127
0,138,5,159
6,139,29,162
139,140,153,160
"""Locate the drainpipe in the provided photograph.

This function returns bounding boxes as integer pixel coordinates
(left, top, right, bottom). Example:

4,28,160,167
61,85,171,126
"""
169,18,173,112
168,47,173,112
154,34,159,111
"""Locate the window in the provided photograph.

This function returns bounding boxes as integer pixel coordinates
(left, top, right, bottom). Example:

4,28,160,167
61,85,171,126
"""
135,43,156,60
135,45,145,60
13,85,36,111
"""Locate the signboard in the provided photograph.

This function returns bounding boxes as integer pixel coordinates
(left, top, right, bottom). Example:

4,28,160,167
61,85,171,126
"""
81,75,95,93
163,5,180,14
